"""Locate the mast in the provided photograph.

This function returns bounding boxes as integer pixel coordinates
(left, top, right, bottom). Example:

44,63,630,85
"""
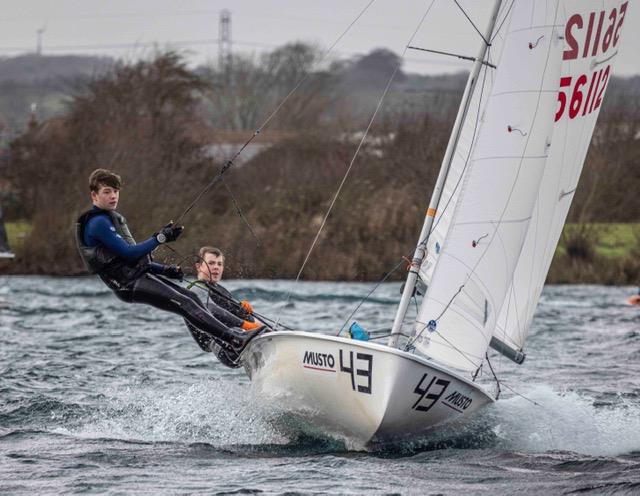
388,0,503,348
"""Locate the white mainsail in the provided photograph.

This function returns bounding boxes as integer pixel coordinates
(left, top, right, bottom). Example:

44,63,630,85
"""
412,0,564,372
494,0,630,352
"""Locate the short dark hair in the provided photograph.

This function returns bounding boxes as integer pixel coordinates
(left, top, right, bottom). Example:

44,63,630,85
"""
198,246,224,261
89,168,122,192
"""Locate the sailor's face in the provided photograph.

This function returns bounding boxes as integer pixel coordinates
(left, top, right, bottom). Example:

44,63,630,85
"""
197,253,224,282
91,185,119,211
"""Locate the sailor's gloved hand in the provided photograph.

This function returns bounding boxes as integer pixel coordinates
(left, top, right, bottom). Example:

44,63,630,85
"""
163,264,184,281
155,222,184,244
240,300,253,314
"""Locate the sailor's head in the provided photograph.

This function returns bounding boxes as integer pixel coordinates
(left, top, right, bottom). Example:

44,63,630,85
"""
196,246,225,283
89,168,121,211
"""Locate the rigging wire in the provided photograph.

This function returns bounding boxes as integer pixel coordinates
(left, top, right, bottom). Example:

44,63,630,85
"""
172,0,378,225
221,178,262,246
499,381,542,407
336,258,406,336
453,0,490,46
490,0,516,44
276,0,438,330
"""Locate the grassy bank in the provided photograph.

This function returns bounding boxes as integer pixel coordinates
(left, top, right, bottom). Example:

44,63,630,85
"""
548,223,640,284
5,221,32,252
4,220,639,284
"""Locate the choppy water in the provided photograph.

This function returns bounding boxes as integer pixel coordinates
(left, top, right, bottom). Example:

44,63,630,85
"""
1,276,640,495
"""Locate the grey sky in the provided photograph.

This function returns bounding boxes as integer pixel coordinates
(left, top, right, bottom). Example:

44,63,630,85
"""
1,0,638,75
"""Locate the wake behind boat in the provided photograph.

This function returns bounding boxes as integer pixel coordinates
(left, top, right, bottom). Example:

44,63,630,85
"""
243,0,630,446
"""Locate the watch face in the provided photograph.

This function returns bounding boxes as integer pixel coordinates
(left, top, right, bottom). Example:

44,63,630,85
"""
157,233,167,243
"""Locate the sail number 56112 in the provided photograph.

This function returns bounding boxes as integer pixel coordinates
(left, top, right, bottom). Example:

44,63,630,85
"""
555,65,610,122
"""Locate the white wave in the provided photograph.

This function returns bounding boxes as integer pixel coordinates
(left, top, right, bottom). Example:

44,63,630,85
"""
486,384,640,456
55,378,287,447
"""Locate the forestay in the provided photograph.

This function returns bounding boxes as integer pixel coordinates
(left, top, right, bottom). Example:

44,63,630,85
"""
413,0,564,372
493,0,630,352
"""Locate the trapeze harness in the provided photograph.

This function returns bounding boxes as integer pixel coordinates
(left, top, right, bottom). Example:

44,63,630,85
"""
75,207,257,357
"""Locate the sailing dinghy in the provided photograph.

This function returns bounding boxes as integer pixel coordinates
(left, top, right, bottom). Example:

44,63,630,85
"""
242,0,630,446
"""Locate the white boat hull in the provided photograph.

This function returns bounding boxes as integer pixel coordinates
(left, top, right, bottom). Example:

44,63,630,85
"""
243,331,494,446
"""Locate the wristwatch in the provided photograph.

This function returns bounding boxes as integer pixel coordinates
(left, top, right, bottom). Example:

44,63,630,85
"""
156,232,167,243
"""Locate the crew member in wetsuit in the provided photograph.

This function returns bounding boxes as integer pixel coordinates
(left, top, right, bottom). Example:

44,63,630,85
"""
185,246,265,367
75,168,263,361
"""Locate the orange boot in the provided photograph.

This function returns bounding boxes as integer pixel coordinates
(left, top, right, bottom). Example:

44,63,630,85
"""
241,319,262,331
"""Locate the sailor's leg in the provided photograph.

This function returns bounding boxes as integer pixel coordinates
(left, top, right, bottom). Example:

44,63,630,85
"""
120,274,263,353
158,276,245,327
184,320,216,352
123,273,228,337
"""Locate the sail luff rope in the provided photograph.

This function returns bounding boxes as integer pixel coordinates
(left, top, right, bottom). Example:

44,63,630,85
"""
173,0,378,225
274,0,438,330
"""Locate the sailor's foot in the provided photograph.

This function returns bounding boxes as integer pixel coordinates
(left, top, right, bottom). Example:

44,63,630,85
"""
225,325,267,355
213,326,266,367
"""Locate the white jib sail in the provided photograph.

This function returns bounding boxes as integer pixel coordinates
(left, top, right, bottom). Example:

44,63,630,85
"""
494,0,630,351
412,0,564,372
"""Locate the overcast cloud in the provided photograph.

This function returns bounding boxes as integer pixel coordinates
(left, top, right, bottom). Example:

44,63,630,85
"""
1,0,638,75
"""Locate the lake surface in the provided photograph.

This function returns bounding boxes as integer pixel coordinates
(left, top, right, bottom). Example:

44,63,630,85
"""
1,276,639,494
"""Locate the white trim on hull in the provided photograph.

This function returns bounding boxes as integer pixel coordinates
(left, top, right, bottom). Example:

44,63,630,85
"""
243,331,495,446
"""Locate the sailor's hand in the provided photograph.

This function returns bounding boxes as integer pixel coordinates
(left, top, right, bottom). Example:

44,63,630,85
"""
163,264,184,281
240,300,253,314
155,221,184,243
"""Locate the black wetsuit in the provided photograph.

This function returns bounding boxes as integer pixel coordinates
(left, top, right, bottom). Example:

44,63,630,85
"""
186,280,258,367
75,206,254,355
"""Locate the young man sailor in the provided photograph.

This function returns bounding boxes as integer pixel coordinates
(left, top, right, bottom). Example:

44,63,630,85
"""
75,168,262,359
185,246,265,367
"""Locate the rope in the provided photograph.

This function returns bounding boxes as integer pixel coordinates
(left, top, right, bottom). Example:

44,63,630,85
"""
336,257,406,336
500,381,542,407
172,0,378,225
221,178,261,246
485,353,501,399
